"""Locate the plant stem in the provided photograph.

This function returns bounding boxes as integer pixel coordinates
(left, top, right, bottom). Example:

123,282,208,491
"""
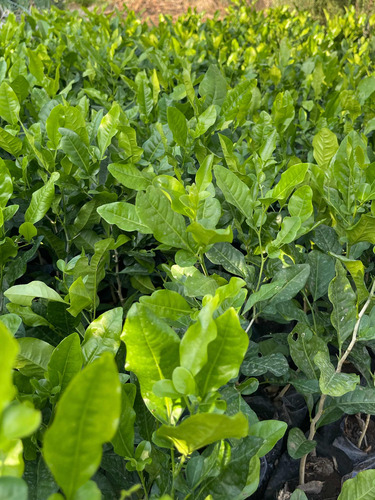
299,279,375,484
199,253,208,277
113,248,124,305
299,393,327,485
138,471,148,500
358,413,371,449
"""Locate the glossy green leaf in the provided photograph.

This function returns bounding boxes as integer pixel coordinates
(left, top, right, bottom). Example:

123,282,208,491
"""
43,354,121,500
139,289,192,320
187,221,233,246
346,214,375,245
336,386,375,414
4,281,64,306
0,127,22,156
191,105,217,138
0,82,20,125
15,338,54,378
307,250,335,301
195,308,248,395
288,186,313,222
67,277,92,317
122,303,180,422
111,382,136,458
82,307,123,364
24,172,60,224
97,201,151,233
0,321,18,412
167,107,187,147
155,413,248,455
59,128,90,174
206,242,249,280
97,102,120,157
248,420,287,457
47,333,83,393
312,128,338,168
262,163,309,204
199,65,227,107
108,163,151,190
214,165,253,218
136,186,191,250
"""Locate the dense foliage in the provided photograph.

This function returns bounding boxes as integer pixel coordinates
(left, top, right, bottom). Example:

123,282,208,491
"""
1,2,375,499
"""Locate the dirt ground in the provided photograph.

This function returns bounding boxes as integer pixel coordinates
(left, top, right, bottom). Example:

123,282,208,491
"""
109,0,274,23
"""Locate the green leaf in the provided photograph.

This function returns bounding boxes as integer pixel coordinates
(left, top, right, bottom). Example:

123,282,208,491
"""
0,128,22,156
0,478,27,500
263,264,310,311
206,242,249,280
288,324,328,380
195,308,248,396
47,333,83,393
0,82,20,125
111,382,136,458
346,214,375,245
187,221,233,246
139,289,192,321
214,165,253,218
248,420,287,457
172,367,196,396
199,65,227,108
82,307,123,364
243,281,284,314
15,338,54,378
191,105,217,138
136,186,191,250
43,354,121,500
262,163,309,204
59,128,91,174
72,481,101,500
329,261,357,348
180,301,217,377
272,90,295,134
108,163,151,190
307,250,335,301
4,280,64,306
0,166,13,208
290,489,309,500
312,128,338,168
97,202,152,233
167,107,188,147
155,413,248,455
19,222,37,242
97,102,120,157
24,172,60,224
241,351,289,377
287,428,316,459
66,277,92,317
288,186,313,222
314,351,359,397
1,402,41,440
122,303,180,422
336,386,375,414
0,321,18,412
338,469,375,500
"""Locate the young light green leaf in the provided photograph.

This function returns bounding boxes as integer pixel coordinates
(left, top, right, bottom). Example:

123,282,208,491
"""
4,280,64,306
139,289,192,321
261,163,309,204
155,413,248,456
0,127,22,156
199,65,227,107
195,308,248,396
97,102,120,157
0,81,20,124
82,307,123,364
43,354,121,500
66,277,92,317
97,201,152,233
0,321,18,412
338,469,375,500
15,338,54,378
288,186,313,222
0,478,28,500
312,128,338,168
191,105,217,139
346,214,375,245
121,303,180,422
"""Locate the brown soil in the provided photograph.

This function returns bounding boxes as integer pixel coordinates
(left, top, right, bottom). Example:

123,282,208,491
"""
89,0,274,23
